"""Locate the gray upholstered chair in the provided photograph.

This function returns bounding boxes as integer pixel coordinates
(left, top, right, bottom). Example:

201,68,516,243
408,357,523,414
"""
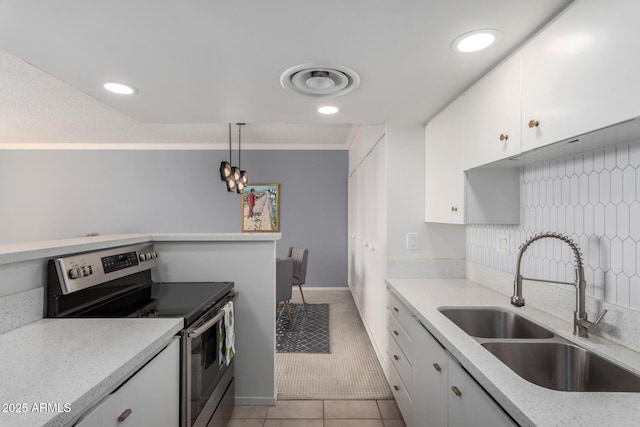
276,258,295,331
288,247,309,312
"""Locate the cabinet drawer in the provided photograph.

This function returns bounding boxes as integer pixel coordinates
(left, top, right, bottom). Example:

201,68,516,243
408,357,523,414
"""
388,361,412,425
387,312,413,365
388,332,412,395
101,340,179,427
388,292,414,333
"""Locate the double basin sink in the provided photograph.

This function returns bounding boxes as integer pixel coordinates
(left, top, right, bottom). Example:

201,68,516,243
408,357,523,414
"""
438,307,640,392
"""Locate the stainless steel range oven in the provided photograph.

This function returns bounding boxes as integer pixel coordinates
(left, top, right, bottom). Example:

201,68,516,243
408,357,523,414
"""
45,243,235,427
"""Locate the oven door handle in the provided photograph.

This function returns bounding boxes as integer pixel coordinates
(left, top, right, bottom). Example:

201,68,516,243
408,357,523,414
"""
188,310,225,339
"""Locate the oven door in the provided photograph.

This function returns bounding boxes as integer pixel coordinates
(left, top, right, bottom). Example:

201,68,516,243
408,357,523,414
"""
182,303,234,427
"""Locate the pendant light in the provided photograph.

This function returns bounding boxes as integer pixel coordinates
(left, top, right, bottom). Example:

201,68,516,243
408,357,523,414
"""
224,123,237,192
219,123,232,181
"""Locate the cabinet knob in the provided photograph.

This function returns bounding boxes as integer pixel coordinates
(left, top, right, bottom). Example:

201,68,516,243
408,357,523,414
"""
393,330,399,336
499,133,509,141
528,119,539,128
451,386,462,397
433,363,442,372
394,354,400,361
118,408,133,422
393,307,399,313
394,385,400,391
451,206,458,212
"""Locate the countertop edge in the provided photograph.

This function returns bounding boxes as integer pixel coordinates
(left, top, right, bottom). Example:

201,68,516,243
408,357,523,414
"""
0,233,282,265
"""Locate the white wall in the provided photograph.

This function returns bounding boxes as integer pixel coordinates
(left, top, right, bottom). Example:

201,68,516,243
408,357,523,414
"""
385,124,466,278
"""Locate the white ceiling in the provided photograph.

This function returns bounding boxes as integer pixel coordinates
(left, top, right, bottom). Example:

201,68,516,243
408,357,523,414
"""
0,0,573,148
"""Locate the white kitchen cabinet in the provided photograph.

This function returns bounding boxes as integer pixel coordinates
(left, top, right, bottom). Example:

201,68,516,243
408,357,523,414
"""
348,136,388,364
425,97,465,224
386,290,415,425
75,339,180,427
521,0,640,152
425,98,519,225
463,52,521,170
413,323,516,427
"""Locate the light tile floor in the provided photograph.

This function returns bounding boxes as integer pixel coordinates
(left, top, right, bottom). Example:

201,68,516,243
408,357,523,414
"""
228,399,405,427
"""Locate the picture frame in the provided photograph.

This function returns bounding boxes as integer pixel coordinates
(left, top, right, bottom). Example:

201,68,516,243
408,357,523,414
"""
241,184,280,232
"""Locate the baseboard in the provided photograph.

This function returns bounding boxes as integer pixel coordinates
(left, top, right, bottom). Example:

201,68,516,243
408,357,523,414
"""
235,396,277,406
303,286,349,291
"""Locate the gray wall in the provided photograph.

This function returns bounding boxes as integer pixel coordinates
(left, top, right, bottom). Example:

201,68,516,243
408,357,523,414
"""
0,149,348,287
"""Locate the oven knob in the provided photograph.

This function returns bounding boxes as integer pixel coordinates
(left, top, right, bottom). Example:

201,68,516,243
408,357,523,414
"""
71,268,84,278
82,266,92,276
139,253,146,261
151,251,157,259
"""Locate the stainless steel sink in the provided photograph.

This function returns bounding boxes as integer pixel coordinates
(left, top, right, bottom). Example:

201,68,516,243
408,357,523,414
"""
439,307,554,339
482,342,640,392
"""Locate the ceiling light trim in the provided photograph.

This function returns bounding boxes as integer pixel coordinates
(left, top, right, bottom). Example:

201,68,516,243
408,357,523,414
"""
280,63,360,98
451,29,502,53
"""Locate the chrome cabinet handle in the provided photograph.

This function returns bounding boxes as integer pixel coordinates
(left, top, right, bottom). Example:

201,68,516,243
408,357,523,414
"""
118,408,132,422
451,386,462,397
433,363,441,372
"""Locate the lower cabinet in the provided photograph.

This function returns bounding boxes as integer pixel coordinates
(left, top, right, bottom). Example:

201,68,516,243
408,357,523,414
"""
386,290,415,425
75,338,180,427
412,323,517,427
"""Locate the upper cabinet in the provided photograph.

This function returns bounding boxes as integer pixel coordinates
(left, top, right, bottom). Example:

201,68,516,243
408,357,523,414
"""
425,99,520,225
521,0,640,151
425,98,465,224
463,53,522,170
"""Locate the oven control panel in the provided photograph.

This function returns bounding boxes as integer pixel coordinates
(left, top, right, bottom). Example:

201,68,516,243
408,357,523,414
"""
54,243,159,294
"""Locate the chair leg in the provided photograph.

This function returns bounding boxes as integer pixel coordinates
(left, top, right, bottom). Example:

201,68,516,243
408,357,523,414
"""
298,284,308,312
284,301,296,332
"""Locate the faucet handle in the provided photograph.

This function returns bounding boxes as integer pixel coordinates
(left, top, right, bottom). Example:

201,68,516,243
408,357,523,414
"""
594,309,608,325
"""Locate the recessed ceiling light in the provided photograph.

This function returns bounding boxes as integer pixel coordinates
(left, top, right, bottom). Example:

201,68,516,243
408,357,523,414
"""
103,82,137,95
318,106,339,114
452,29,501,53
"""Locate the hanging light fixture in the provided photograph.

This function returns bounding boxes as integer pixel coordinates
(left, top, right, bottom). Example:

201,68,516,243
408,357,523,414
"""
219,123,232,181
219,122,249,193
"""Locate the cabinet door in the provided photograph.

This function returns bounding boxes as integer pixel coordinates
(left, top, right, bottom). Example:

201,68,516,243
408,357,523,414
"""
447,360,516,427
521,0,640,151
101,339,180,427
425,97,464,224
412,321,448,427
463,53,521,169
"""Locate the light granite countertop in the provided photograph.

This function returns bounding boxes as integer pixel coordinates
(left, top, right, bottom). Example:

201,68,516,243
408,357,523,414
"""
386,278,640,427
0,317,182,427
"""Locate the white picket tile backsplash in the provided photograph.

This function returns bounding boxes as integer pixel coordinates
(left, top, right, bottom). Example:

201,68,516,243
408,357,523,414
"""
467,142,640,310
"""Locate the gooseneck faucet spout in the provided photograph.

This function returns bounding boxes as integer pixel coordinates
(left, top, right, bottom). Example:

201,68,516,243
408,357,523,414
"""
511,232,606,338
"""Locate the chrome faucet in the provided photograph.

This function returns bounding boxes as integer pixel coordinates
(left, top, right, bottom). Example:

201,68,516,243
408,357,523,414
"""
511,232,607,338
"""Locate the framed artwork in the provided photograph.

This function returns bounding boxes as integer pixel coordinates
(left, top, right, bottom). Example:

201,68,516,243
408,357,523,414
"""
241,184,280,232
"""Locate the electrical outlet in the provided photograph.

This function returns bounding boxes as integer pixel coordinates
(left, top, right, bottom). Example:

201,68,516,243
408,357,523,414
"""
496,233,510,255
407,233,418,250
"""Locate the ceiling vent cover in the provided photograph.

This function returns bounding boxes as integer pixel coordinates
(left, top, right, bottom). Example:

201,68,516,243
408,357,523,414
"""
280,64,360,98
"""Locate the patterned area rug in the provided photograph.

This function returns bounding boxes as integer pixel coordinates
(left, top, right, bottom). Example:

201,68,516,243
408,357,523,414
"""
277,303,330,353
